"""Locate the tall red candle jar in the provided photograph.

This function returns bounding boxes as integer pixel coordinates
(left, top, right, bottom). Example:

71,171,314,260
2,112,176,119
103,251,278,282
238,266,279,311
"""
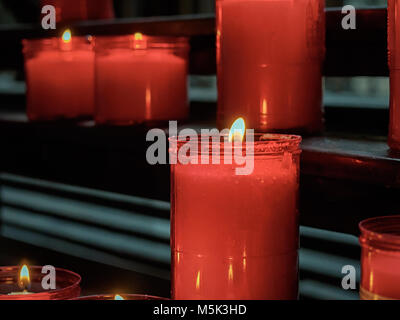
360,216,400,300
170,133,302,300
0,266,81,300
23,31,95,121
388,0,400,151
40,0,114,22
94,34,189,126
216,0,325,134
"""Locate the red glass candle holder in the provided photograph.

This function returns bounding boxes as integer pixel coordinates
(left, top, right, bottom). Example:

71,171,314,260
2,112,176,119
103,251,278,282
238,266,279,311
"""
94,35,189,126
388,0,400,151
0,266,81,300
23,36,95,121
74,294,168,300
40,0,114,22
360,216,400,300
216,0,325,134
170,134,302,300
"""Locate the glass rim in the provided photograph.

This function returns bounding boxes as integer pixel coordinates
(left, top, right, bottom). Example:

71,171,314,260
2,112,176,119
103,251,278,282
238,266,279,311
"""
73,294,169,300
169,133,302,156
359,215,400,250
22,36,93,52
93,34,189,50
0,266,81,298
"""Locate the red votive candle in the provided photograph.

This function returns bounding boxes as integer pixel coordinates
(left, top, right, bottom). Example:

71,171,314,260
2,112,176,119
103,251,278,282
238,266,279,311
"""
74,294,168,300
40,0,114,22
23,31,95,121
389,0,400,151
216,0,325,133
360,216,400,300
170,133,302,300
0,266,81,300
94,34,189,126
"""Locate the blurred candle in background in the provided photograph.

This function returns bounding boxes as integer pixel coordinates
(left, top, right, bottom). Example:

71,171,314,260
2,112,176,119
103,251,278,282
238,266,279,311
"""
94,34,189,126
216,0,325,134
23,30,95,121
388,0,400,151
359,216,400,300
170,122,302,300
40,0,114,22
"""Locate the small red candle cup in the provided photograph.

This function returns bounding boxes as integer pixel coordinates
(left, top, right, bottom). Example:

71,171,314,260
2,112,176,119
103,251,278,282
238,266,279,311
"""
74,294,168,300
216,0,325,134
360,216,400,300
94,34,189,126
388,0,400,151
40,0,114,22
23,30,95,121
170,132,302,300
0,266,81,300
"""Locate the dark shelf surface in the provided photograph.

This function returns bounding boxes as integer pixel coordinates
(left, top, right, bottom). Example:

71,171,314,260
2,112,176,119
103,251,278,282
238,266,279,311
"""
1,111,399,235
302,135,399,188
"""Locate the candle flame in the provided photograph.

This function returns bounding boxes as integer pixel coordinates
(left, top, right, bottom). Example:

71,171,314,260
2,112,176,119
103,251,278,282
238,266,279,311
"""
133,32,147,49
228,117,246,142
62,29,72,43
114,294,125,300
19,265,30,290
134,32,143,41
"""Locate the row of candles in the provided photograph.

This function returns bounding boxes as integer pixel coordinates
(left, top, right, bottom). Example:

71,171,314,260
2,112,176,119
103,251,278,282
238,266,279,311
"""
13,0,400,300
28,0,400,153
24,29,189,124
0,264,165,300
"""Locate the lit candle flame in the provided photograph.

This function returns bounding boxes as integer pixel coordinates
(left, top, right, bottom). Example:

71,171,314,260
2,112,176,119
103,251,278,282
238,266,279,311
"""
114,294,125,300
133,32,147,49
228,117,246,142
134,32,143,41
18,265,30,291
62,29,72,43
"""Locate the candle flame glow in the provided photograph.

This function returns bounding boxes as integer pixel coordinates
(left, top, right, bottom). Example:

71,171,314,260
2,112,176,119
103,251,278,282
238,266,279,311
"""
195,271,201,290
19,265,30,290
114,294,125,300
133,32,147,49
62,29,72,43
228,117,246,142
228,263,234,281
134,32,143,41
